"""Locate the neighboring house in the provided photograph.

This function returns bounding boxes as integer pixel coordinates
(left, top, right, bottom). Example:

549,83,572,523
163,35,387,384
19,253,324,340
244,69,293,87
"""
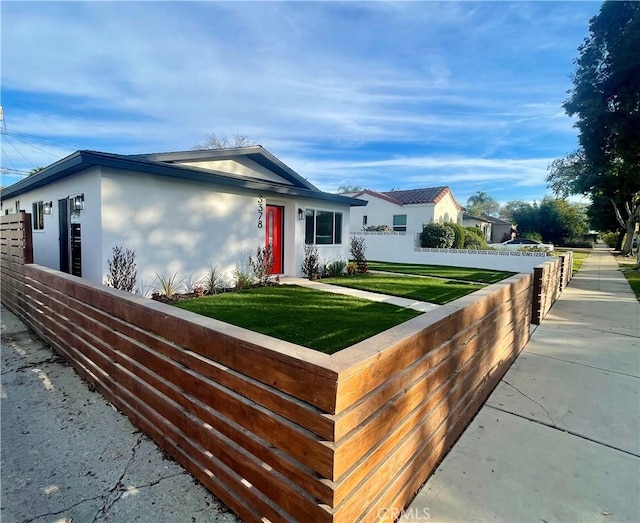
483,214,517,243
461,212,493,242
461,213,516,243
345,187,462,235
0,147,366,288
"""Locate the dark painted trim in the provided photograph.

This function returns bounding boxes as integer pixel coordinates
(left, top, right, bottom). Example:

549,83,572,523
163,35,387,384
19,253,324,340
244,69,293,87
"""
0,149,367,207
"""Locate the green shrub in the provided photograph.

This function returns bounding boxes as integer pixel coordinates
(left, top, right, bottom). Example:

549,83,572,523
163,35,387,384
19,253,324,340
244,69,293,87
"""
601,231,619,248
202,264,226,294
233,262,254,289
420,222,455,248
154,272,184,297
443,222,465,248
463,227,487,249
324,259,347,277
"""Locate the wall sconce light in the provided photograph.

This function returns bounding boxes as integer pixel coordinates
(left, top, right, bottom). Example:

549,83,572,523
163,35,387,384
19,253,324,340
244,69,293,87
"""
71,194,84,212
297,208,305,220
43,201,53,215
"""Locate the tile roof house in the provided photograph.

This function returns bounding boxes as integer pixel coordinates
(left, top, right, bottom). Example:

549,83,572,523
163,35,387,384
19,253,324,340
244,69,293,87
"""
344,186,462,235
0,146,366,289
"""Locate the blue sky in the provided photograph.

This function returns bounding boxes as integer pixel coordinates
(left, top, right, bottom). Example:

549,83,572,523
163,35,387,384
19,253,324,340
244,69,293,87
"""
1,1,601,206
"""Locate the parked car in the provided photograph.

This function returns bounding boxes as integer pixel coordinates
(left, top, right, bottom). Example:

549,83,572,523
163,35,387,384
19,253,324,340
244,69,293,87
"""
488,238,554,252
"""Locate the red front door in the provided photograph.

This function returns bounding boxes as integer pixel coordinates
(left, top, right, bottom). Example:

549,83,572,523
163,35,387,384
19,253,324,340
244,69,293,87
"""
265,205,284,274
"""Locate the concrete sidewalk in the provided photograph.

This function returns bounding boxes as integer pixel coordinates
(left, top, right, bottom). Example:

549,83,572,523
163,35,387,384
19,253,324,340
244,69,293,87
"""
0,307,240,523
404,248,640,522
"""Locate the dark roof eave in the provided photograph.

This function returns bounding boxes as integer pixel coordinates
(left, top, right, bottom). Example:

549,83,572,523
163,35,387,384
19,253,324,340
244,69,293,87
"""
0,150,366,206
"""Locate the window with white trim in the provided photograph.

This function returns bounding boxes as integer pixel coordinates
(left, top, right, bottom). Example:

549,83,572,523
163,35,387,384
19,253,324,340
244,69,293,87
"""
393,214,407,232
32,201,45,230
305,209,343,245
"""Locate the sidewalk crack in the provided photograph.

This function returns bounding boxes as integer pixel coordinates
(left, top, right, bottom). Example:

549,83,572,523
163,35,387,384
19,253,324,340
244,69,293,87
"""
22,494,105,523
91,433,145,522
501,380,556,427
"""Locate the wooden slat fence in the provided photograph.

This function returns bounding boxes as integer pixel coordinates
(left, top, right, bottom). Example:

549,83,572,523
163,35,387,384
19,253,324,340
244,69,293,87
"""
1,211,539,522
1,211,33,264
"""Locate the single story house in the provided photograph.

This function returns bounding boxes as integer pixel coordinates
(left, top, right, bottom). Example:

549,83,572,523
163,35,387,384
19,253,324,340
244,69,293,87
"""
461,212,493,242
0,146,366,292
461,213,517,243
344,187,462,235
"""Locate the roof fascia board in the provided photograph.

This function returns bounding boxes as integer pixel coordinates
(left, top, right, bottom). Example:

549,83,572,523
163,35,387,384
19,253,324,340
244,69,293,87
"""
1,150,366,207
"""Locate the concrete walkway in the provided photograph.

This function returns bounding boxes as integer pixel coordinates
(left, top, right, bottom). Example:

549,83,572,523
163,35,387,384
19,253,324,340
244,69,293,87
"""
403,248,640,522
279,276,441,313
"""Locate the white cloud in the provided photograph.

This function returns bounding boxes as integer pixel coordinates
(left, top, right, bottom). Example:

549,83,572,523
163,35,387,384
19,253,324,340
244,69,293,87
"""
1,1,600,204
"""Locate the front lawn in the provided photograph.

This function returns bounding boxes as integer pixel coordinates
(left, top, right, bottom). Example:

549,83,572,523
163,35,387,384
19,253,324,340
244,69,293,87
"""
366,261,514,284
322,273,484,304
174,285,421,354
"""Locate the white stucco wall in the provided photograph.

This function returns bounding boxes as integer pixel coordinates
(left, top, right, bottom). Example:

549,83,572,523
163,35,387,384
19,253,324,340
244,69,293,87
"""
432,192,462,225
100,168,266,293
352,232,555,273
100,169,353,292
348,193,462,235
3,169,103,282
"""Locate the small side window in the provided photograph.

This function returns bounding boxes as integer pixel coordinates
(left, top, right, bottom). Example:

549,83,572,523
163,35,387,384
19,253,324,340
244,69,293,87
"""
32,201,45,230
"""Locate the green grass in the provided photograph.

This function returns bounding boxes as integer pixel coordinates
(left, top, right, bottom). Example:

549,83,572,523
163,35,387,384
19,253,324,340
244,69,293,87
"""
614,256,640,301
366,260,514,284
322,273,484,304
174,285,421,354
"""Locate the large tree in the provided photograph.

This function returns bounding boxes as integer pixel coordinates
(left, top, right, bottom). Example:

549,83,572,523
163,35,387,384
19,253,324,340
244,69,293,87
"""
465,191,500,218
546,1,640,256
509,197,588,245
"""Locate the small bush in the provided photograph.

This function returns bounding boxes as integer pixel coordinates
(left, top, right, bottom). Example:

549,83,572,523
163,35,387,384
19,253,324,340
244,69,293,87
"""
463,227,488,249
202,264,226,295
105,246,137,292
350,236,368,273
420,222,455,248
233,262,254,289
249,245,274,285
155,272,184,297
324,259,347,277
601,231,619,248
301,244,320,279
347,262,357,275
443,222,465,248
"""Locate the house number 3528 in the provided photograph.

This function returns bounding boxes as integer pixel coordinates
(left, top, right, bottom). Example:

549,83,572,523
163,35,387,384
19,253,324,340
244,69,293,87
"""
257,195,264,229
